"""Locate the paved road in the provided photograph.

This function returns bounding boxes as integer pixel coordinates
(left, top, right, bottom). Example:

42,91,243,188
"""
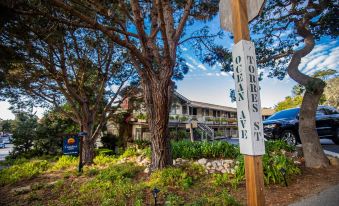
0,143,13,161
289,184,339,206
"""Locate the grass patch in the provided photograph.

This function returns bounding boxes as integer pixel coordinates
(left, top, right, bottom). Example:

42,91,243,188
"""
51,155,78,171
0,160,49,186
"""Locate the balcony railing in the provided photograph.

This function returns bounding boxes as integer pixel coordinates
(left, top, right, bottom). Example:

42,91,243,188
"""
169,114,237,125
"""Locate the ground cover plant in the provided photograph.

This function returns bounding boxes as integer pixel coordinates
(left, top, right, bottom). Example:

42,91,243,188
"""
0,140,303,205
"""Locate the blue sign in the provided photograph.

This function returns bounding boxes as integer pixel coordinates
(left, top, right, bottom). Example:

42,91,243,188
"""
63,135,79,155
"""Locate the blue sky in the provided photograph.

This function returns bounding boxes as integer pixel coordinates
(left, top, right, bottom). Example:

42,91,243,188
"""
0,14,338,120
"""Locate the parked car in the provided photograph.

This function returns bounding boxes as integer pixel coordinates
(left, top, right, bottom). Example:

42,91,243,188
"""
263,106,339,145
0,140,5,149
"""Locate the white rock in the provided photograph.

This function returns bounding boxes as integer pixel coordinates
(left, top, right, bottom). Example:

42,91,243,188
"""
221,169,227,174
206,162,212,167
12,186,31,194
230,169,236,174
197,158,208,165
144,167,150,173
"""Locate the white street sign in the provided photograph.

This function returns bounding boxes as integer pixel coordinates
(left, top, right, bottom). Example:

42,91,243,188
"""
219,0,265,32
232,40,265,155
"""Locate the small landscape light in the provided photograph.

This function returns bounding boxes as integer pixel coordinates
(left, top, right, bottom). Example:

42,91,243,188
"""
280,168,288,187
152,187,160,205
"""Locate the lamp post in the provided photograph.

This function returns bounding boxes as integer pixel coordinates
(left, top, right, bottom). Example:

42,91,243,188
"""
78,131,87,173
152,187,160,206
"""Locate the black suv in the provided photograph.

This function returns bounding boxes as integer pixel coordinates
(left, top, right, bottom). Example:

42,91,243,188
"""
263,106,339,145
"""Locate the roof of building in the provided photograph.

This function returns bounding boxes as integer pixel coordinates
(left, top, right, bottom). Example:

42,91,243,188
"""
190,101,237,112
174,91,237,112
262,108,275,116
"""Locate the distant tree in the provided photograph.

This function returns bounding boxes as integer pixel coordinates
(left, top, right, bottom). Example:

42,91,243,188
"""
0,2,136,164
0,120,14,133
11,112,38,156
292,69,337,96
36,108,78,155
323,77,339,108
275,96,303,112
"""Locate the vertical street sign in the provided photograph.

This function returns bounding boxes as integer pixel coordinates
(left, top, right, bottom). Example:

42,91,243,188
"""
233,41,265,155
219,0,266,205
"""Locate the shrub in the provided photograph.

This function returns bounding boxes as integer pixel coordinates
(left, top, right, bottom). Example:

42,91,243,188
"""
51,155,78,171
94,154,117,166
148,167,193,190
212,173,229,187
233,153,300,186
134,139,151,149
265,140,295,153
171,140,240,159
0,160,49,186
120,147,138,158
95,148,114,156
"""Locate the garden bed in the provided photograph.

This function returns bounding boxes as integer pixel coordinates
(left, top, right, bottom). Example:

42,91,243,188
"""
0,140,338,205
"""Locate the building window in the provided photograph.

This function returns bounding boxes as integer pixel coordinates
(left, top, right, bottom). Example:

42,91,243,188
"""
182,105,187,114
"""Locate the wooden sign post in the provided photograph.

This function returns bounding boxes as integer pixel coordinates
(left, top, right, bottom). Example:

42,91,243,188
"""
220,0,265,205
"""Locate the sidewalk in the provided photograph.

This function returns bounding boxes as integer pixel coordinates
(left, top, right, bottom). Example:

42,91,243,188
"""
289,184,339,206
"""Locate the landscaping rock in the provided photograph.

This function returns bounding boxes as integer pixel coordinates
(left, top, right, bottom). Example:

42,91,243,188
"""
144,167,150,173
12,186,31,194
197,158,208,165
328,156,339,166
206,162,212,168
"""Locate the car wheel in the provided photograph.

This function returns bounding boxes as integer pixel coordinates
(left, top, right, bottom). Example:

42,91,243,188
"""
281,130,297,145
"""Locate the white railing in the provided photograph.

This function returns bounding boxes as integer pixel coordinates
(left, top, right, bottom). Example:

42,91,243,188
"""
169,114,237,125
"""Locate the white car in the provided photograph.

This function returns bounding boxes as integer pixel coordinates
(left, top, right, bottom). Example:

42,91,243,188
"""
0,141,5,149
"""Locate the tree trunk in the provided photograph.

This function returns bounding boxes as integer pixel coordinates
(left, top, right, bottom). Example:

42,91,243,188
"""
142,78,173,170
82,137,95,165
299,83,329,168
81,123,95,165
287,21,329,168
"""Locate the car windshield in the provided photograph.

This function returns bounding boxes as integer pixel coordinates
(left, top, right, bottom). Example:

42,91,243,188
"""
266,108,299,120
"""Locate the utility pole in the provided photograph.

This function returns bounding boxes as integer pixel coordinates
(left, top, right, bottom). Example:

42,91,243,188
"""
219,0,266,205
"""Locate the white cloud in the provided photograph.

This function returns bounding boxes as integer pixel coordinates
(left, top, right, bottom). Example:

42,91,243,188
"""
197,64,207,71
300,40,339,75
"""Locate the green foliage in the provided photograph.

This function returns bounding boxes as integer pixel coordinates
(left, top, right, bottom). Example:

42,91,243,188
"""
93,154,117,166
96,163,142,182
0,160,49,186
51,155,78,171
190,190,241,206
134,139,151,149
136,113,147,120
212,173,229,187
171,140,240,159
324,77,339,108
169,129,189,140
165,194,185,205
78,163,145,205
233,140,300,186
120,147,138,158
0,119,14,133
95,148,114,156
275,96,303,112
148,167,193,189
180,163,206,180
265,140,295,153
